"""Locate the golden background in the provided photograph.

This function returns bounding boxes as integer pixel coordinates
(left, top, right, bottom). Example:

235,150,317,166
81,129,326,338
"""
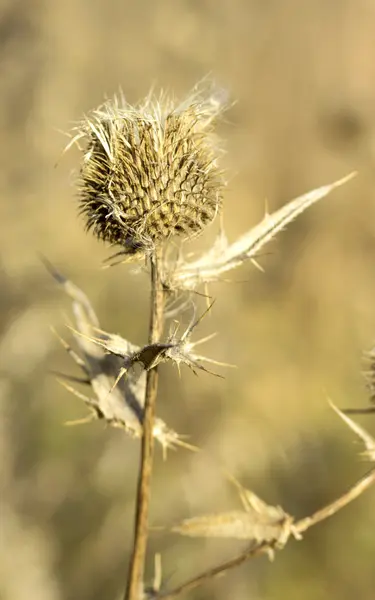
1,1,375,598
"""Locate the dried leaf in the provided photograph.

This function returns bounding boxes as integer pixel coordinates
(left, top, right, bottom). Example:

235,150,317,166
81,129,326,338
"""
172,509,294,549
48,263,189,452
86,301,229,378
172,478,296,550
329,399,375,461
171,173,356,290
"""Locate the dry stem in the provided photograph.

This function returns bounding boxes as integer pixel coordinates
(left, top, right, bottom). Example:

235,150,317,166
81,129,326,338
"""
295,466,375,533
157,543,269,600
125,248,165,600
157,467,375,599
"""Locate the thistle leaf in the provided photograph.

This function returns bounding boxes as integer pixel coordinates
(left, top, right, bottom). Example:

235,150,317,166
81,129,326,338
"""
172,477,296,549
48,263,189,452
172,172,356,290
172,507,294,549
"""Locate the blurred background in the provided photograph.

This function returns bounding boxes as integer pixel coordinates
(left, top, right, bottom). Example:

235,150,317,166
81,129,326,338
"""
1,0,375,599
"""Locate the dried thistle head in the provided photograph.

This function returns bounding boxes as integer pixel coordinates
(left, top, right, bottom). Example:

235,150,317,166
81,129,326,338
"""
72,84,226,255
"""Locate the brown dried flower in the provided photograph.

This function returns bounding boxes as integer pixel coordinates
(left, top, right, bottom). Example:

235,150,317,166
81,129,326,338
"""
72,84,225,255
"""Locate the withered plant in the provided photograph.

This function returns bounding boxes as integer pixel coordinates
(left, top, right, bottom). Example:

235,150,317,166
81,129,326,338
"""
51,83,375,600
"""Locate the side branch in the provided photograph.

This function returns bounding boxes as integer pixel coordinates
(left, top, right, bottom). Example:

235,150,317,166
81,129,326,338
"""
171,172,356,291
157,542,269,600
295,467,375,534
156,466,375,599
125,248,165,600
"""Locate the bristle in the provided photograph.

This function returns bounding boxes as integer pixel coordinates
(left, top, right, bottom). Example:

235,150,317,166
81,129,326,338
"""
74,86,225,255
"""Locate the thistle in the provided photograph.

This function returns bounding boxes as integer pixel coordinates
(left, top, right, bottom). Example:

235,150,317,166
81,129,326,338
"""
72,86,225,255
52,83,365,600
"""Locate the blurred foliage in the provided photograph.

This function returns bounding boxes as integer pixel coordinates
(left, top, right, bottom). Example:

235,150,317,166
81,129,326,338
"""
1,1,375,599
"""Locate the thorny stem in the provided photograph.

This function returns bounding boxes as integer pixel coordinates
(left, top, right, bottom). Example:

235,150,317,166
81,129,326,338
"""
156,467,375,599
125,248,165,600
157,543,269,600
295,466,375,533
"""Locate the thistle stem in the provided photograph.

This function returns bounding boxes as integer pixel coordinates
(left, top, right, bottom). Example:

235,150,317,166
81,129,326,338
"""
125,248,165,600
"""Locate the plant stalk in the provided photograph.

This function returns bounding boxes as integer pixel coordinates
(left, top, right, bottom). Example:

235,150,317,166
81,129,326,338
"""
125,248,165,600
156,467,375,600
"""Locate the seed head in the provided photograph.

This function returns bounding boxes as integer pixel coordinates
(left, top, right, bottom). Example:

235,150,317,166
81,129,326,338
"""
73,84,226,255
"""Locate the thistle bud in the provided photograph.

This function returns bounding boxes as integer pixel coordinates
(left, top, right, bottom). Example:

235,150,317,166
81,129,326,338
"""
74,85,225,255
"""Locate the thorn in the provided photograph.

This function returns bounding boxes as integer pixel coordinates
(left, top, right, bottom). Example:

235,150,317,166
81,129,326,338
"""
328,397,375,460
264,197,270,218
189,332,218,348
266,547,276,562
173,437,200,453
223,469,250,511
104,366,128,400
64,415,96,426
66,325,116,354
152,553,162,594
250,258,265,273
187,300,216,338
56,378,98,407
192,353,236,369
49,370,91,385
40,255,66,284
204,283,210,311
50,327,90,376
218,211,225,237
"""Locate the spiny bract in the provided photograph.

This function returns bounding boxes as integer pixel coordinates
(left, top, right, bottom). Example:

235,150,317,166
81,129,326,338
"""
73,85,226,255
